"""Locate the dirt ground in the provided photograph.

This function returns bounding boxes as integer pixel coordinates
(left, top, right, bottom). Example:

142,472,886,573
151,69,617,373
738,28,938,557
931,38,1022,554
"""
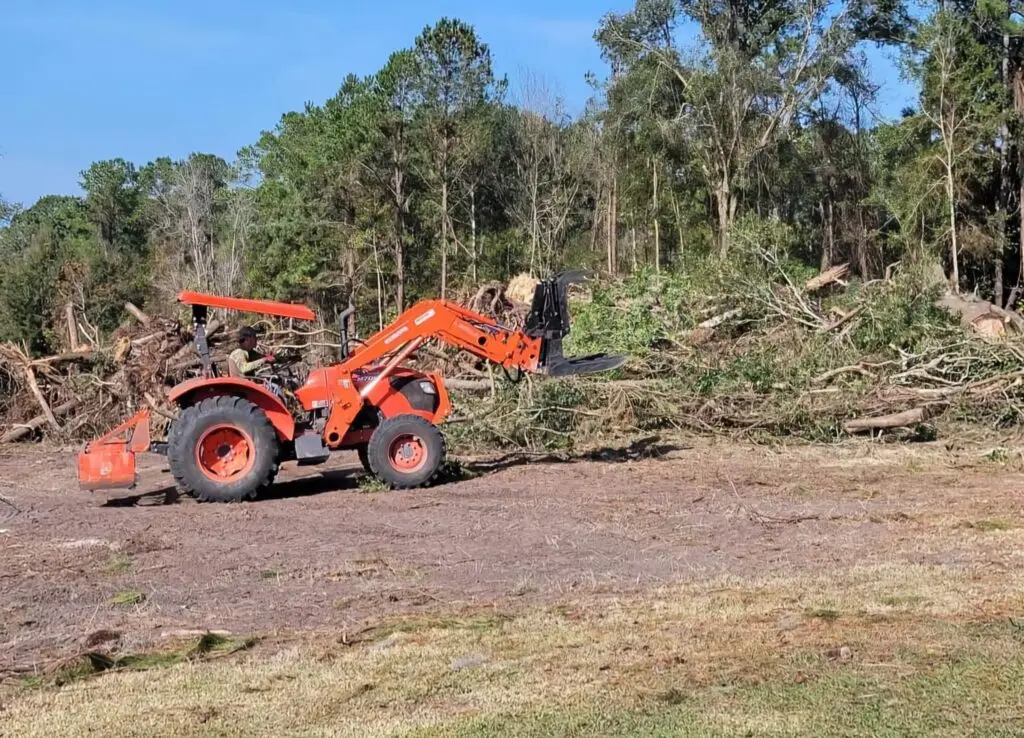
2,436,1023,674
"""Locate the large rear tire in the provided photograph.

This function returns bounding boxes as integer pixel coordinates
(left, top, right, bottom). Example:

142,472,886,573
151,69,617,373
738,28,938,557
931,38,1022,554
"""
167,396,279,502
366,415,445,489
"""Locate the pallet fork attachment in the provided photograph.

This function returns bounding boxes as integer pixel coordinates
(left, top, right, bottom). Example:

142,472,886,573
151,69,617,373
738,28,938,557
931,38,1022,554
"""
77,408,152,490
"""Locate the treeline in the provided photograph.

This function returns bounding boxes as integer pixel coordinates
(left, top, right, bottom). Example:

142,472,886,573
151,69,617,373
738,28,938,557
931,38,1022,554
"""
1,1,1022,355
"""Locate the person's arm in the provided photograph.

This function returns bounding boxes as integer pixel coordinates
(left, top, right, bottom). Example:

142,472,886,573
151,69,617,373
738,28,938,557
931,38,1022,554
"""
229,348,267,375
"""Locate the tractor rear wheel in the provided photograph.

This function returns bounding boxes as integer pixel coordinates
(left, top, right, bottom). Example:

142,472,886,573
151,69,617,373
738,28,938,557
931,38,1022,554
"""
167,396,279,502
366,415,445,489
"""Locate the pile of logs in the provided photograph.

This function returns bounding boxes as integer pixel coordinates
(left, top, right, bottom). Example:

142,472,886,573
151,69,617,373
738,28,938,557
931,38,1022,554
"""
0,302,233,443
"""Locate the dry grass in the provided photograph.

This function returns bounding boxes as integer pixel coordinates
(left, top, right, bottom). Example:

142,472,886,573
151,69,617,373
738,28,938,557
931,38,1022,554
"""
5,562,1024,737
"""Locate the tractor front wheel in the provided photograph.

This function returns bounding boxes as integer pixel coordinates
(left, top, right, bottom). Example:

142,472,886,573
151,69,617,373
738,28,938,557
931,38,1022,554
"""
366,415,445,489
356,444,371,473
167,396,279,502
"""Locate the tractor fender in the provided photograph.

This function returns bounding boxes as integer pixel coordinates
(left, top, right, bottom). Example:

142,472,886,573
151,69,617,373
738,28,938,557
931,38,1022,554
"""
167,378,296,442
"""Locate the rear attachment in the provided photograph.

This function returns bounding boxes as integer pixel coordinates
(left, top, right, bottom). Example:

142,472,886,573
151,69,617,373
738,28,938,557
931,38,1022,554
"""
525,271,626,377
77,409,152,491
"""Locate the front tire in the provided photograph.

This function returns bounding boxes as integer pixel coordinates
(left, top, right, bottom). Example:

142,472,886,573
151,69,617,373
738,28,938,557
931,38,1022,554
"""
167,396,279,502
366,415,445,489
356,444,371,473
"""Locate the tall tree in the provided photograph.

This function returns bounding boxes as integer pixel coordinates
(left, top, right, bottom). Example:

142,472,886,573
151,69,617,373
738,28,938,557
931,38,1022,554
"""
598,0,868,256
365,51,422,312
79,158,143,251
411,18,502,297
907,2,1002,291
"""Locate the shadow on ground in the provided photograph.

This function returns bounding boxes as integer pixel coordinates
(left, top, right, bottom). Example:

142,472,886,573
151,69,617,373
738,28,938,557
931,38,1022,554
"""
100,436,687,506
463,435,690,475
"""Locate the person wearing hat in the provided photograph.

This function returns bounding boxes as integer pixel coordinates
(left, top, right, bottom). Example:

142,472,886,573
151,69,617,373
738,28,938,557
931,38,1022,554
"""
229,326,275,378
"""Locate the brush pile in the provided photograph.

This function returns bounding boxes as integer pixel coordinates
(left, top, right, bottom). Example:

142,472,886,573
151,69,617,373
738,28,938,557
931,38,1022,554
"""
0,302,337,443
4,261,1023,452
0,276,543,444
443,257,1024,454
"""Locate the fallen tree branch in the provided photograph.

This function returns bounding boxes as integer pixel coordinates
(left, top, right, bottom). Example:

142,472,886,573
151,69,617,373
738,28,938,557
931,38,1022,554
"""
697,309,742,330
825,305,865,332
23,367,59,431
125,302,151,326
812,362,879,384
843,407,926,434
1,400,78,442
29,350,95,367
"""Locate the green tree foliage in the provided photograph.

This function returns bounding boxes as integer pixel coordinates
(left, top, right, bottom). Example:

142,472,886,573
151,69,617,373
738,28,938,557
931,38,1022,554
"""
5,6,1024,356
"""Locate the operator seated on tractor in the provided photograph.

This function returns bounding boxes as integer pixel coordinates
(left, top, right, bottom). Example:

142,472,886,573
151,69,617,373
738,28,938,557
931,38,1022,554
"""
229,326,276,379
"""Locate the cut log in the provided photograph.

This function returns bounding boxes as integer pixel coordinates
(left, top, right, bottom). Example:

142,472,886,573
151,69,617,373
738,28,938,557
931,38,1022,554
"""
697,309,742,330
805,263,850,293
29,349,95,367
125,302,151,326
1,400,78,442
65,303,81,352
843,407,926,434
936,292,1024,334
444,378,493,392
131,331,166,347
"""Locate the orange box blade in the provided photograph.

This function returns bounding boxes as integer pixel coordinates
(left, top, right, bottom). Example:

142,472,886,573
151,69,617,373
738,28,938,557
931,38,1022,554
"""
78,447,137,490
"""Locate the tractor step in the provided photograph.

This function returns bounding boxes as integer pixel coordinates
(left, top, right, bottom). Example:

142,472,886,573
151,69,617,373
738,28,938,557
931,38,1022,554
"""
294,432,331,466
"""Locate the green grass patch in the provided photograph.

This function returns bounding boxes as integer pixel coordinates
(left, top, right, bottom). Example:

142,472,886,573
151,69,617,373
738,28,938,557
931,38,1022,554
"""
110,589,145,607
104,553,134,574
19,633,258,690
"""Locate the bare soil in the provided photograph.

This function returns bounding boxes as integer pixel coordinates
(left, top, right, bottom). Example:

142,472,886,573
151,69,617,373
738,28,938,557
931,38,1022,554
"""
2,437,1022,673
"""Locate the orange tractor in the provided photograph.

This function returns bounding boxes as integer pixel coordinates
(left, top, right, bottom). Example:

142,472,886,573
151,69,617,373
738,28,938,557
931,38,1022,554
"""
77,271,624,502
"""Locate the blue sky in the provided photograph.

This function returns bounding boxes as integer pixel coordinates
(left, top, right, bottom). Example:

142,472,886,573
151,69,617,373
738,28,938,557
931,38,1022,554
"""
0,0,915,207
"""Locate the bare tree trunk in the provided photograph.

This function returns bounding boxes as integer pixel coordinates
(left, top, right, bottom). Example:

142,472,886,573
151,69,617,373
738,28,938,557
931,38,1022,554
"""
856,207,870,278
344,250,356,337
395,231,405,315
590,185,603,257
470,185,478,284
372,234,385,330
392,143,407,313
820,200,836,271
606,196,613,274
995,31,1011,308
670,186,685,268
652,163,661,273
630,227,638,271
65,303,80,351
819,201,829,270
946,157,959,292
530,176,540,275
441,178,449,298
610,176,619,274
716,176,731,257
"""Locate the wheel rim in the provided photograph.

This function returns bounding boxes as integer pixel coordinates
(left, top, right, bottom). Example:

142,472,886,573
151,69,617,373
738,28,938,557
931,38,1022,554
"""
388,434,427,473
195,425,256,482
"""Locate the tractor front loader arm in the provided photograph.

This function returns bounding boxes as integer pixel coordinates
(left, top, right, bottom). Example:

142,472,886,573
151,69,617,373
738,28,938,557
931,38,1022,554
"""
342,271,625,379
